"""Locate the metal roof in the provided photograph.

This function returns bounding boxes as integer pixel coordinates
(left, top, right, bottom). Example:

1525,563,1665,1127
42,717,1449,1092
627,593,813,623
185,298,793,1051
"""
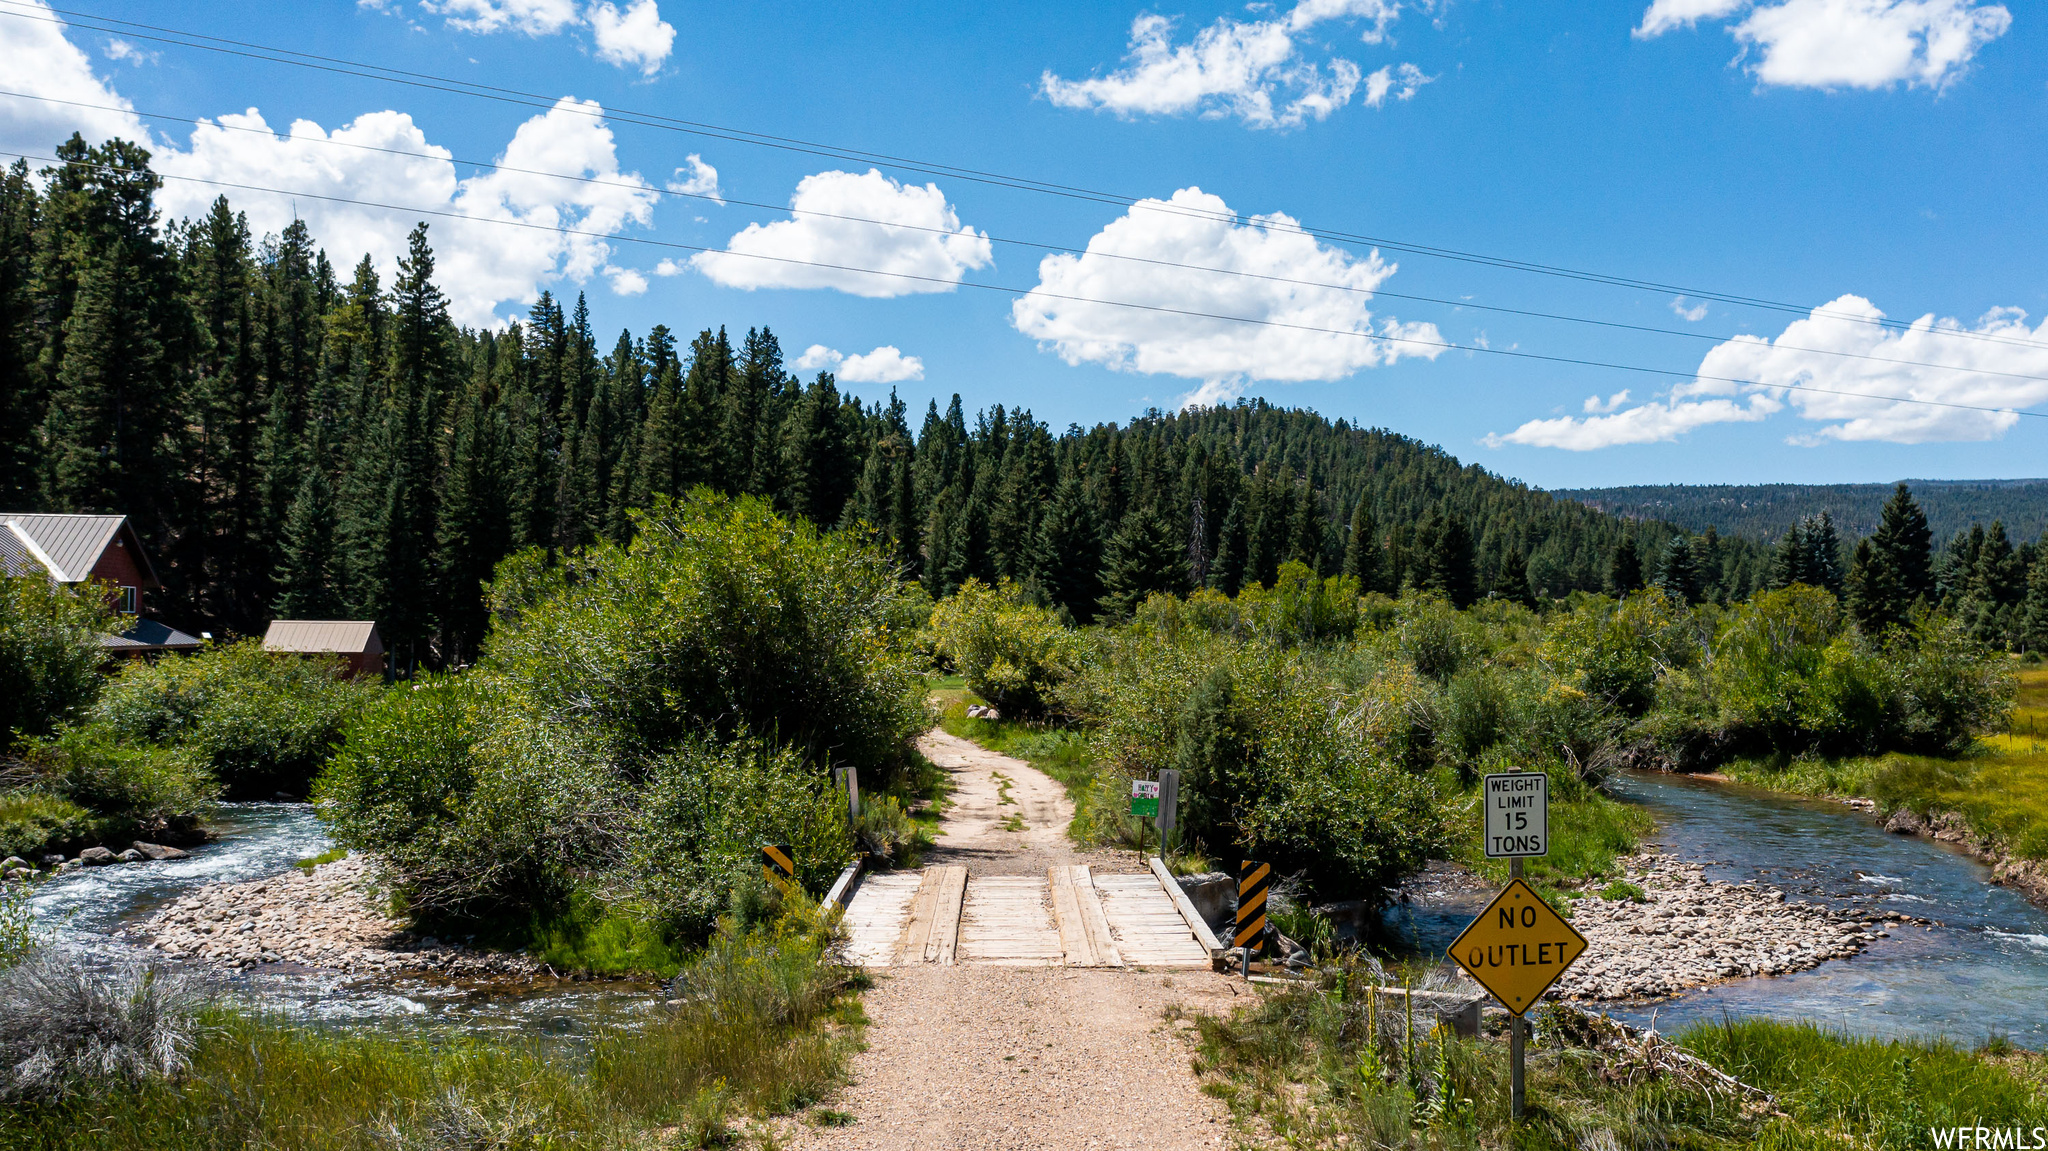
264,620,384,655
101,618,203,651
1,514,131,583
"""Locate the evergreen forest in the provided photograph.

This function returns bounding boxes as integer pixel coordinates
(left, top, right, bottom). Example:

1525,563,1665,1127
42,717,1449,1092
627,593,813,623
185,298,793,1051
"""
9,136,2048,666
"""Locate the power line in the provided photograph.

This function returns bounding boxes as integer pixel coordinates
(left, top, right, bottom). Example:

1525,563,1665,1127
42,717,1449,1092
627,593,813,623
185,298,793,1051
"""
7,146,2043,430
7,86,2048,391
3,0,2042,357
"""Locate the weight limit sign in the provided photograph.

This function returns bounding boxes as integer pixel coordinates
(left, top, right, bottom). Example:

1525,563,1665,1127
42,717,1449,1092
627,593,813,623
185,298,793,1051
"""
1482,772,1548,859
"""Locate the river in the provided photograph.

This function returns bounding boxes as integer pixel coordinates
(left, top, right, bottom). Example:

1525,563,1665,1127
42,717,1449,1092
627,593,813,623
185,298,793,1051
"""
32,779,2048,1045
1393,771,2048,1047
27,803,658,1037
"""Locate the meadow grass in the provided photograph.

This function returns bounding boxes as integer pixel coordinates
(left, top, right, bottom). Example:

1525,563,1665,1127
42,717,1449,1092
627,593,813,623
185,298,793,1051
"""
0,904,861,1150
1724,666,2048,864
1189,976,2048,1150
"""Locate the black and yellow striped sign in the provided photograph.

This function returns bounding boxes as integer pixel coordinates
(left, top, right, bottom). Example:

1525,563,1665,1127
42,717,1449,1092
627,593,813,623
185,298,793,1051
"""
761,844,795,893
1235,858,1270,951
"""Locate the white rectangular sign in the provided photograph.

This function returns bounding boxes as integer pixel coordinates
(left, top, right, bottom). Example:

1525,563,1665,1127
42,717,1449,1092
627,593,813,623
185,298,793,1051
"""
1483,772,1548,858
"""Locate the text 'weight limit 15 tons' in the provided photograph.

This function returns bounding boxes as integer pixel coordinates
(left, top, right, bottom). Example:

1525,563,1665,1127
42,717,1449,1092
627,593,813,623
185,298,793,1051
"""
1483,771,1547,859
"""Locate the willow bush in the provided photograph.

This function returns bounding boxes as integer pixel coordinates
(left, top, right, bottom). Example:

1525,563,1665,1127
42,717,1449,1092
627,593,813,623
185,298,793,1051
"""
319,490,922,940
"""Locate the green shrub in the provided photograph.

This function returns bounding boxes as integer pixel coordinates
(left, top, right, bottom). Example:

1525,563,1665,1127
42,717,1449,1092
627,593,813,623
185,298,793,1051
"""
23,728,216,834
320,492,909,938
923,578,1078,719
1541,590,1693,717
0,793,98,861
89,640,374,797
0,577,110,751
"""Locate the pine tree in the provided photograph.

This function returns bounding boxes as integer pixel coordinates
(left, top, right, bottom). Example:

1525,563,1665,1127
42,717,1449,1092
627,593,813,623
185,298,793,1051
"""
1805,511,1845,595
1872,483,1935,607
1097,505,1188,619
1031,472,1102,620
1608,535,1644,595
272,458,343,619
1845,537,1904,637
1772,519,1811,589
1493,546,1535,608
1208,491,1249,596
0,160,40,507
2021,538,2048,654
1342,500,1379,592
1657,536,1699,605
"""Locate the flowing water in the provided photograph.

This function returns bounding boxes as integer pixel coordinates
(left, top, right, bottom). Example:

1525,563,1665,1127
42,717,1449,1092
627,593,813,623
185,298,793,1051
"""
28,803,659,1037
1392,772,2048,1046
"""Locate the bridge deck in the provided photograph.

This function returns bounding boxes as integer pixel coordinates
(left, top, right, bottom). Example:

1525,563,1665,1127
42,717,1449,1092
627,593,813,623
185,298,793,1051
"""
838,863,1212,969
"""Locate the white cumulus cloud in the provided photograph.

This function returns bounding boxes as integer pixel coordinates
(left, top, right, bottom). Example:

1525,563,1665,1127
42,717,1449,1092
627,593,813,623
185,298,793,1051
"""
1486,295,2048,450
667,153,720,202
1011,186,1445,399
1634,0,2011,91
588,0,676,75
154,96,658,327
1671,296,1710,321
407,0,674,72
1040,1,1426,129
424,0,580,35
606,266,648,295
0,0,147,161
691,169,992,298
791,344,926,384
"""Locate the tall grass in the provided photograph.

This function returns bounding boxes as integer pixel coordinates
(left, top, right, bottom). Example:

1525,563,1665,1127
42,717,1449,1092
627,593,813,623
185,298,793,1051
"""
0,902,861,1150
1188,975,2048,1149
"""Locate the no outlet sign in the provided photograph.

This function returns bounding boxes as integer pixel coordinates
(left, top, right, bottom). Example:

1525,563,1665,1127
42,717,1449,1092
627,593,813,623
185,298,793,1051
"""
1483,772,1548,859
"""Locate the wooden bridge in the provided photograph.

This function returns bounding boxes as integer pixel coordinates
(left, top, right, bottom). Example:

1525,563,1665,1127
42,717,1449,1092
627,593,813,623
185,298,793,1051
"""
837,860,1221,969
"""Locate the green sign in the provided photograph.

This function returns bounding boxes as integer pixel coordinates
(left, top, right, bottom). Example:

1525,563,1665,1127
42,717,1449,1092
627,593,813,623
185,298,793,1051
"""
1130,779,1160,818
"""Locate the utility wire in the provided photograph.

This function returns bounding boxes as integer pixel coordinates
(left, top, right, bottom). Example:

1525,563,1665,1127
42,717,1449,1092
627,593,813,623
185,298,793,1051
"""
7,86,2048,390
6,146,2042,429
4,0,2043,357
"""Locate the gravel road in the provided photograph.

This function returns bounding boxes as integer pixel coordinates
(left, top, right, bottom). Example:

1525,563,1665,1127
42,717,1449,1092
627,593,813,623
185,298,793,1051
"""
766,729,1243,1150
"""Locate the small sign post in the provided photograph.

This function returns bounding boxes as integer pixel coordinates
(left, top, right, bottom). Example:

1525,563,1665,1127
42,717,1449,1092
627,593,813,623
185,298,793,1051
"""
845,765,861,823
1130,779,1161,864
760,843,796,896
1459,768,1572,1122
1156,769,1180,839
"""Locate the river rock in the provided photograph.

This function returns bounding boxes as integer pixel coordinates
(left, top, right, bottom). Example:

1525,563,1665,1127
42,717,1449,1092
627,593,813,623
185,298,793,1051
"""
0,857,29,872
1884,808,1925,834
130,854,540,978
1175,871,1236,933
132,842,190,861
115,848,144,863
78,846,116,865
39,854,63,867
1551,854,1886,1001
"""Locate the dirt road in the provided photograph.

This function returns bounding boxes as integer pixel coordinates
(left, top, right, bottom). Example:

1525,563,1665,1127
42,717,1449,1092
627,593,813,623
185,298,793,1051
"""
766,729,1244,1151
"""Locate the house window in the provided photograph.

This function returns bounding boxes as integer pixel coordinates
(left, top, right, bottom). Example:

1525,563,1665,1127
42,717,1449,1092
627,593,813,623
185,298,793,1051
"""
116,586,137,614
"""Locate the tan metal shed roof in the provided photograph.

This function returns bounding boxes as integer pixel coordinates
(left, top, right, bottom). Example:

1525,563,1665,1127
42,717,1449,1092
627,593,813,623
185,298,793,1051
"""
263,620,384,655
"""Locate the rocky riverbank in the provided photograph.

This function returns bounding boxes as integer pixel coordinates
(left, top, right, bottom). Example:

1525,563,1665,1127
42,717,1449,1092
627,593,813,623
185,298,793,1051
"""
1882,806,2048,910
131,855,540,977
1553,854,1916,1001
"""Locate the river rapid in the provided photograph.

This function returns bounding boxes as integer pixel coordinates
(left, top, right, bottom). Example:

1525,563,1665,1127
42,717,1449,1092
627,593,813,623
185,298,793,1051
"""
1393,772,2048,1047
27,803,658,1038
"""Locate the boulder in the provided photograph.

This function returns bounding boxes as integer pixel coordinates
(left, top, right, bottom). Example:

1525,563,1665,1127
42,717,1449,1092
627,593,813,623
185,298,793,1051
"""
39,855,63,867
3,868,27,880
1883,808,1925,835
132,842,191,861
78,846,117,865
0,856,30,872
115,848,145,863
1314,899,1376,945
1176,871,1236,933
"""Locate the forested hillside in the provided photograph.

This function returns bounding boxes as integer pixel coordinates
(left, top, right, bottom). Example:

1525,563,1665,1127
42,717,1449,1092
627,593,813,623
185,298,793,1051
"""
0,137,1768,667
1561,480,2048,546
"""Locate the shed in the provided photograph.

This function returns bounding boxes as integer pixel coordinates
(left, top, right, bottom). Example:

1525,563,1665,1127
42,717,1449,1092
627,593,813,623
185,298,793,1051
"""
263,620,387,678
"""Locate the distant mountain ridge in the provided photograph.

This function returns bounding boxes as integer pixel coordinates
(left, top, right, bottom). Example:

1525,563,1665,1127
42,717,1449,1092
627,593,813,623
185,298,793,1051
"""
1554,480,2048,545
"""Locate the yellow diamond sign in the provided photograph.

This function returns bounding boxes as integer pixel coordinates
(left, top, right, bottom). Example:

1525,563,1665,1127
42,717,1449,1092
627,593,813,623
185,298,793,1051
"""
1449,879,1589,1016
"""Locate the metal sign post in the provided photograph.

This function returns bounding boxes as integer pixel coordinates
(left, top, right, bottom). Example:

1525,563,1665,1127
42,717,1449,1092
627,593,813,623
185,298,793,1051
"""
1156,769,1180,844
1130,779,1161,866
845,765,861,822
1455,768,1576,1122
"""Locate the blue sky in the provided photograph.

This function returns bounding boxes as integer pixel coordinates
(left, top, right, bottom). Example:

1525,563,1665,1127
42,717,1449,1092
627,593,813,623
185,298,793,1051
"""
4,0,2045,488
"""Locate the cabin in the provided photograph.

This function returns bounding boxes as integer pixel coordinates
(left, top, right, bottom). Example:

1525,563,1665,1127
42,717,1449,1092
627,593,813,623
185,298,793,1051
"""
262,620,387,679
0,512,202,657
